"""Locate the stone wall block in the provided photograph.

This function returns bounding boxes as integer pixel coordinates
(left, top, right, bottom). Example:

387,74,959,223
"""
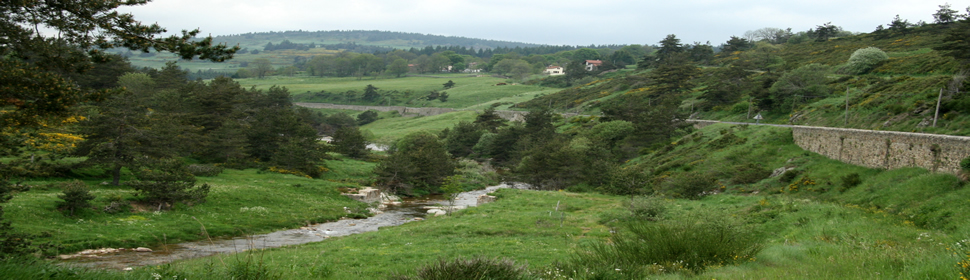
792,126,970,175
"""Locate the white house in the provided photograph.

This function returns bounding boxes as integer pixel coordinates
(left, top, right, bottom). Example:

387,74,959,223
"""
544,65,564,76
584,60,602,71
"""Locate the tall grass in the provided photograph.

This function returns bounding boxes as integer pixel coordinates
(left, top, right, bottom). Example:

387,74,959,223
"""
566,217,762,278
391,257,532,280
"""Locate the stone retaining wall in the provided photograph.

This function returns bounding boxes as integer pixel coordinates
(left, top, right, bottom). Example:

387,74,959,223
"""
686,120,970,175
792,126,970,175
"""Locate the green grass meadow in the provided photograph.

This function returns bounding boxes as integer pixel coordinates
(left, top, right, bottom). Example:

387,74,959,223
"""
240,75,558,110
361,111,478,143
3,124,967,279
19,187,963,279
5,159,377,254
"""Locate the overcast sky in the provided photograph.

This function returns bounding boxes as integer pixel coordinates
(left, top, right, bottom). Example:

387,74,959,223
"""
119,0,970,46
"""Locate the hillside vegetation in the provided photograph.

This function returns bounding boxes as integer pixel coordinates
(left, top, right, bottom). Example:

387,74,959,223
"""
5,124,966,279
521,22,970,136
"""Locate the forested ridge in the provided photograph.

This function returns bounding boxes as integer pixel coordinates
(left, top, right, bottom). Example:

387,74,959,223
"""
211,30,548,50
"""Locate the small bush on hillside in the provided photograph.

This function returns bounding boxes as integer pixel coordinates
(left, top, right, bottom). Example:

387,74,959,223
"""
662,172,716,200
769,64,832,110
566,218,762,278
187,164,223,177
730,163,772,184
843,47,889,74
56,180,95,216
602,164,651,196
707,131,746,150
356,110,379,126
731,102,749,114
629,196,667,220
391,257,531,280
455,159,499,190
839,173,862,191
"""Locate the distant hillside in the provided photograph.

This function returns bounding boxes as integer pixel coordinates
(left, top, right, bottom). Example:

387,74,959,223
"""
210,30,548,51
519,22,970,137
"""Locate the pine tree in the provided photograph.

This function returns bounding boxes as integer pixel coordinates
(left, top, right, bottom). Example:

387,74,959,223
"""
363,84,381,102
332,126,369,159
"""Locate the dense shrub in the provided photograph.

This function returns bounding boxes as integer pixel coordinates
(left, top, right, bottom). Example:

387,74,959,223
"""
730,163,772,184
663,172,715,200
356,110,379,126
960,156,970,171
629,196,667,220
840,173,862,190
455,159,499,190
769,63,832,109
567,218,762,278
187,164,224,177
392,257,531,280
56,180,95,216
843,47,889,74
602,164,651,196
708,131,746,150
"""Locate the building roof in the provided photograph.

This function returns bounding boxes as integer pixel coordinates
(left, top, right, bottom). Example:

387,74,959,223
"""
585,60,602,65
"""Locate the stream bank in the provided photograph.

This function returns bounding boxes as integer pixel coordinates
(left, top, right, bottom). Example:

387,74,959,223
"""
60,183,529,270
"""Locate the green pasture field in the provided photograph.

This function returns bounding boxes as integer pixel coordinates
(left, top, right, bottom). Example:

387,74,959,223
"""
361,111,478,143
241,75,557,110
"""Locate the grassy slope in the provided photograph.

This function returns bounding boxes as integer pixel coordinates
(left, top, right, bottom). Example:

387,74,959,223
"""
361,111,478,143
6,159,376,253
525,24,970,136
14,123,960,279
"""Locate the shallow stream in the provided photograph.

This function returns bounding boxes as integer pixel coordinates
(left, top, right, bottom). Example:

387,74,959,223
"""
60,184,522,270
